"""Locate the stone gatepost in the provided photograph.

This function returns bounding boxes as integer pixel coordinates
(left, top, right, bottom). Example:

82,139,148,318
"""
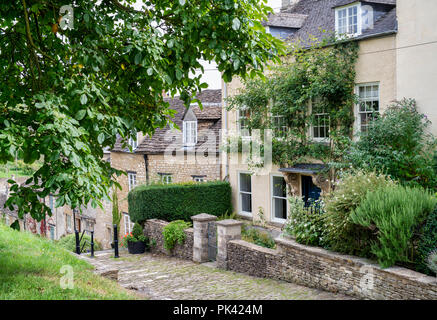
191,213,217,263
216,219,243,269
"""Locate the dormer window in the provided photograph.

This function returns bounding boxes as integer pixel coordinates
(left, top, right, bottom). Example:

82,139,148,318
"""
335,3,361,37
128,131,138,150
183,121,197,146
183,107,198,147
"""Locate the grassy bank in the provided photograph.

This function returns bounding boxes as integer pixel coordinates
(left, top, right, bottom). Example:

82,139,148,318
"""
0,223,136,300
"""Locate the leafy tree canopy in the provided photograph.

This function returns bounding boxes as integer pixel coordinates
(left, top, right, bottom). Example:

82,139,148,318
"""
0,0,283,220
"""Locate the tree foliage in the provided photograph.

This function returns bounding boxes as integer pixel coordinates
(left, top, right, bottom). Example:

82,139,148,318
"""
346,99,437,190
0,0,283,220
226,37,358,168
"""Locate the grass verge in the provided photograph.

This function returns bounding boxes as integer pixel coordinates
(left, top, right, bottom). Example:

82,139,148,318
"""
0,223,136,300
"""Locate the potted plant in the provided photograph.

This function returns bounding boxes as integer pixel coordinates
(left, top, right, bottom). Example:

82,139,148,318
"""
121,222,149,254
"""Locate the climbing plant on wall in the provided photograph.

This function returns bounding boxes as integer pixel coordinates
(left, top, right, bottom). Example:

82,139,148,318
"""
226,36,359,170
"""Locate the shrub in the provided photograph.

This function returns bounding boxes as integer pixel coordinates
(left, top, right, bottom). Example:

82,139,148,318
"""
241,225,276,249
346,99,437,190
416,207,437,275
132,222,143,239
351,185,437,268
427,250,437,275
128,181,232,223
57,233,102,253
323,171,395,256
283,197,325,246
162,220,192,251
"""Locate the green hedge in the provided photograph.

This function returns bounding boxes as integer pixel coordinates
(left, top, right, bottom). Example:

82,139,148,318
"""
128,181,232,222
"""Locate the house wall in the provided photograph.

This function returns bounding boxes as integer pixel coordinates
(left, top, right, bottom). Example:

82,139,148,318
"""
224,35,397,226
396,0,437,136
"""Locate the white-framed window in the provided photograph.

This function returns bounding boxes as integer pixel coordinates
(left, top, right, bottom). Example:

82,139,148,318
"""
355,83,380,133
310,98,330,141
238,108,251,137
183,121,197,146
238,172,252,216
128,131,138,150
272,114,288,138
161,174,172,184
123,213,134,234
335,3,361,37
193,176,206,182
128,172,137,191
271,174,288,223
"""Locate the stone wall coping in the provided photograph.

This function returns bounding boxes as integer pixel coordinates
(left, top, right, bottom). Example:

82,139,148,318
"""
216,219,244,227
191,213,218,222
275,236,437,287
229,239,278,256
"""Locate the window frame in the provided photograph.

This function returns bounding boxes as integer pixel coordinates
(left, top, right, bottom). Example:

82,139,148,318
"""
237,107,251,138
271,174,288,224
161,174,172,185
123,213,133,234
128,172,137,191
128,131,138,151
335,2,362,37
183,120,197,147
238,171,253,217
309,98,330,143
354,82,380,134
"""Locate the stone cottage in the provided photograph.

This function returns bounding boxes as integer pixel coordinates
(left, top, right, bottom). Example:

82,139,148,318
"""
94,89,223,248
223,0,437,227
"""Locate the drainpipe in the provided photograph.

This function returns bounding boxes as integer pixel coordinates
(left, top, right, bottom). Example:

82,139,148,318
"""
223,80,229,180
143,154,149,185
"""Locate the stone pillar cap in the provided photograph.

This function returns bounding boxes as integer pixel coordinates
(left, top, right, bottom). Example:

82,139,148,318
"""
216,219,243,227
191,213,218,222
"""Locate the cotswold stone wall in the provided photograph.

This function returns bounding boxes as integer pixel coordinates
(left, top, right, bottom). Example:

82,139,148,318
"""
225,236,437,300
143,219,193,261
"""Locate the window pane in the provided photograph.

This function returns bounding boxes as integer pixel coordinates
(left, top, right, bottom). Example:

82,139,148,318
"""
273,176,286,197
241,193,252,213
239,173,251,192
274,198,287,220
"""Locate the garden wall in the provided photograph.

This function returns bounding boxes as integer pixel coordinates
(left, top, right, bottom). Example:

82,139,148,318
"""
226,236,437,300
143,219,193,261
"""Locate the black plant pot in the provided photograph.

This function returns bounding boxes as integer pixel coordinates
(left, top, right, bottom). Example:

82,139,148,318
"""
127,240,147,254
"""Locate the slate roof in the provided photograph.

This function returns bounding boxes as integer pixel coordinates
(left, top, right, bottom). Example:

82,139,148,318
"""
264,12,308,28
333,0,396,8
112,90,222,154
272,0,397,45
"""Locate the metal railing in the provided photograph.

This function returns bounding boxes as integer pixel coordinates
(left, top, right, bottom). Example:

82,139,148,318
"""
74,229,95,257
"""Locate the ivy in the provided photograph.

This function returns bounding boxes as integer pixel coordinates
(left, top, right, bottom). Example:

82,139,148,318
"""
227,37,359,170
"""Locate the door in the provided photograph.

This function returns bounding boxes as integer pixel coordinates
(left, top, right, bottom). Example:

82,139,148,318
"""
301,175,321,206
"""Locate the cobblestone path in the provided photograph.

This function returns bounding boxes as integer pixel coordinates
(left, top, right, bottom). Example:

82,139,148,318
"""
84,250,354,300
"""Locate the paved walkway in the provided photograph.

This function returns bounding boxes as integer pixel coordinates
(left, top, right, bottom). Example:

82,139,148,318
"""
84,250,354,300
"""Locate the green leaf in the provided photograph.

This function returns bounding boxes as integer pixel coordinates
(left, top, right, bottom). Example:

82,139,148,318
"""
232,18,241,31
75,109,86,120
97,133,105,144
134,52,142,65
80,94,88,105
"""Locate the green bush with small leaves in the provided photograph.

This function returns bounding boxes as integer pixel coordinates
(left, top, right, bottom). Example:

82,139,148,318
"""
242,225,276,249
57,233,102,253
162,220,192,251
416,207,437,275
323,171,395,257
283,197,326,247
351,185,437,268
